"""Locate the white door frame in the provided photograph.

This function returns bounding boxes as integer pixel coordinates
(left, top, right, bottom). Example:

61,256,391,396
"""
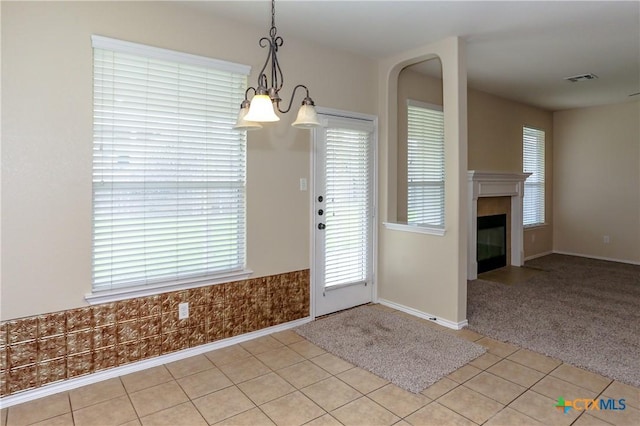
309,106,379,319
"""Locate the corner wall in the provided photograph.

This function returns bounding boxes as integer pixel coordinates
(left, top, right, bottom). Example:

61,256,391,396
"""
553,101,640,263
378,38,468,325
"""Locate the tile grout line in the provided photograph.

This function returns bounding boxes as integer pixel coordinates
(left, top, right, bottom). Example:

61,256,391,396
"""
269,341,366,424
258,355,328,426
203,341,325,425
433,368,481,420
385,393,433,424
298,376,360,414
488,369,543,425
205,355,265,423
506,350,562,373
67,392,76,426
169,361,216,425
269,343,338,419
566,377,617,426
232,368,292,424
463,368,530,405
257,344,332,425
447,346,547,425
120,376,143,426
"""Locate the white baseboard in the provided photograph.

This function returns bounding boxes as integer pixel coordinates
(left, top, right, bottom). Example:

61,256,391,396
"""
552,251,640,266
0,317,312,409
377,298,468,330
524,250,553,261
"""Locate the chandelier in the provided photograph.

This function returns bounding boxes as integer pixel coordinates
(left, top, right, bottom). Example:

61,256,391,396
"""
234,0,321,131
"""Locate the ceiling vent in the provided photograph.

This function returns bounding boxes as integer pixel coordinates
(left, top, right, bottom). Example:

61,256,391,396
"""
564,73,598,83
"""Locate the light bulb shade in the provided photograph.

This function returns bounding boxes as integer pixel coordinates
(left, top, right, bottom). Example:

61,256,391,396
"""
233,105,262,131
291,104,321,128
244,94,280,122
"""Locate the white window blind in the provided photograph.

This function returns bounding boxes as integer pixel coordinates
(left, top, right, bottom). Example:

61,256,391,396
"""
523,126,545,226
324,121,373,288
92,36,250,292
407,100,445,227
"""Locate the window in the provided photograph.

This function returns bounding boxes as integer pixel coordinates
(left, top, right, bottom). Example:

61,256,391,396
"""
92,36,250,294
407,100,445,227
523,126,545,226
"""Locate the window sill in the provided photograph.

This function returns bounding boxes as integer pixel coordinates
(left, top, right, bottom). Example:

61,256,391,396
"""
383,222,446,236
524,223,548,230
85,269,253,305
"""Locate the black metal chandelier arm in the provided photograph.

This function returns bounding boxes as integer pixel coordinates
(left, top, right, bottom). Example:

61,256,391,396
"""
244,87,258,99
239,87,259,109
270,35,284,93
256,35,284,94
277,84,311,114
257,37,274,88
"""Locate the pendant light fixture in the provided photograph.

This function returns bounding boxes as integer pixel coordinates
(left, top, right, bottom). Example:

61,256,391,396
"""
234,0,321,130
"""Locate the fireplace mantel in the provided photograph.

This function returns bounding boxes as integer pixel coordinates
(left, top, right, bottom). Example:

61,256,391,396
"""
468,171,531,280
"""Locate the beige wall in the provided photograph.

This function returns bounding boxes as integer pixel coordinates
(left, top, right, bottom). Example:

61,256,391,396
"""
378,37,468,324
0,1,376,320
469,90,554,259
395,70,554,259
553,101,640,263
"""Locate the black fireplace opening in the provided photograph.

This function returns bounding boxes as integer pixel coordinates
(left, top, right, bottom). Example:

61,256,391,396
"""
477,214,507,273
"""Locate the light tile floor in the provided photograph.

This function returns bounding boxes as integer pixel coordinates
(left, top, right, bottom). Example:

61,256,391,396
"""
477,266,543,286
2,305,639,426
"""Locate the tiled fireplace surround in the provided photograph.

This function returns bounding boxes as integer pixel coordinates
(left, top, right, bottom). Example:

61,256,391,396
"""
0,270,310,398
468,171,530,280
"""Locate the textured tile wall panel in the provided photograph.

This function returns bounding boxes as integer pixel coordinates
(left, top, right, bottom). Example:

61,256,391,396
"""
0,269,309,397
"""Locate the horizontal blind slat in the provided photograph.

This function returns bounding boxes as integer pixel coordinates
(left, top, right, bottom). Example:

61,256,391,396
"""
407,102,445,226
324,126,371,288
523,127,545,226
93,42,247,291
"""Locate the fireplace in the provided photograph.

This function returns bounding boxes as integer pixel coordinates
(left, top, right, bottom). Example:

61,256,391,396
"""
467,171,531,279
477,214,507,273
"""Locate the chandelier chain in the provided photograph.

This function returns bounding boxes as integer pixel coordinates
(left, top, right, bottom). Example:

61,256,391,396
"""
271,0,276,31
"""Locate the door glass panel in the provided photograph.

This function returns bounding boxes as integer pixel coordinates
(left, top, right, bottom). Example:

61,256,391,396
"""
324,127,372,288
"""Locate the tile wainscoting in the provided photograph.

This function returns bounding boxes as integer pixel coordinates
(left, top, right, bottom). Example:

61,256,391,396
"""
0,270,310,397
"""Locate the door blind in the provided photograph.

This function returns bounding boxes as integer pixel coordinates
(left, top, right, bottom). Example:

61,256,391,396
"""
407,100,445,227
324,125,373,288
92,36,249,292
523,126,545,226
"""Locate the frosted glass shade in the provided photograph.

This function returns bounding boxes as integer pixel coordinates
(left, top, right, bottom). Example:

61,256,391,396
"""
244,95,280,122
233,105,262,131
291,104,321,128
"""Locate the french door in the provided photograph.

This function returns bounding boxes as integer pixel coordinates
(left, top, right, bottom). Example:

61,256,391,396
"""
313,112,376,317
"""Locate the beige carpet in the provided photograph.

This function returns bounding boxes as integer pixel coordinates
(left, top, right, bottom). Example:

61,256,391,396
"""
468,254,640,387
295,305,486,393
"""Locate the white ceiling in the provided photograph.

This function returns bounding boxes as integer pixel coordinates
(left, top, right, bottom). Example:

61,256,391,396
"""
192,1,640,111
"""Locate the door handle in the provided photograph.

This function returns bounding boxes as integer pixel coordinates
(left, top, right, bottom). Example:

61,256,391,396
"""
318,223,326,230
